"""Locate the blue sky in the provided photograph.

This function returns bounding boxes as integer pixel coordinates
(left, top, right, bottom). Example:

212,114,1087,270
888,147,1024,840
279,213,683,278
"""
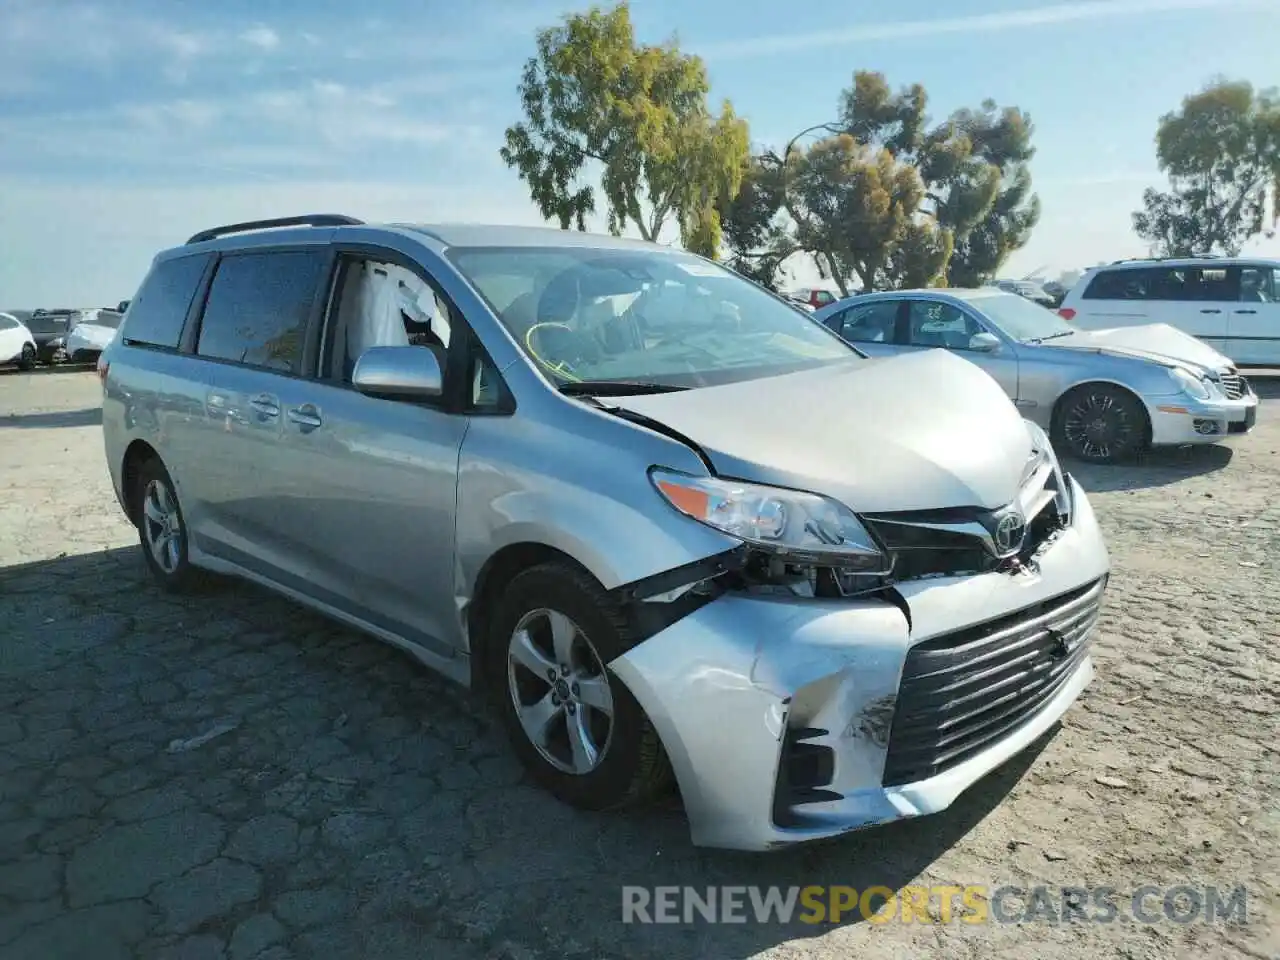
1,0,1278,306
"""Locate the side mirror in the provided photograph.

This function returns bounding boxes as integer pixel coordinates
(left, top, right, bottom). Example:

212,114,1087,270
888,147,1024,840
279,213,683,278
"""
969,331,1001,352
352,346,443,400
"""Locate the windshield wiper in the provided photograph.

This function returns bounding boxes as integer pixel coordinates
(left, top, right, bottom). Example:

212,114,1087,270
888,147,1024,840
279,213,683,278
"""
558,380,689,396
1025,331,1074,344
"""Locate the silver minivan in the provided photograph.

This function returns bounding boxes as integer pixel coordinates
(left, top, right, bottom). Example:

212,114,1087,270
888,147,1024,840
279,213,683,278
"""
100,215,1111,851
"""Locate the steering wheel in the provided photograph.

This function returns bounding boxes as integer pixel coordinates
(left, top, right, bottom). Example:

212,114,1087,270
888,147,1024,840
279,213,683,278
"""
524,322,596,381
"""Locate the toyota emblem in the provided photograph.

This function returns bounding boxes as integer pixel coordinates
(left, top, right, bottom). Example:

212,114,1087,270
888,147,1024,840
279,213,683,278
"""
992,508,1027,556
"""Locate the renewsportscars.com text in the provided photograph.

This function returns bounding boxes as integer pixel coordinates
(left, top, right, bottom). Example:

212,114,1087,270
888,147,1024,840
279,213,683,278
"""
621,884,1249,926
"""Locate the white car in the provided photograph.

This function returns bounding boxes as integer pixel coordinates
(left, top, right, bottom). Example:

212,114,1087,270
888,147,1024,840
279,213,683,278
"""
64,309,122,362
0,312,37,370
1059,257,1280,367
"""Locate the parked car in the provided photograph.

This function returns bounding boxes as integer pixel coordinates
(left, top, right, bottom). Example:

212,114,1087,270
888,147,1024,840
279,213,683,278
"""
815,289,1258,463
25,310,74,363
1058,257,1280,367
64,308,122,362
784,287,840,311
0,311,37,370
994,279,1057,308
101,214,1110,851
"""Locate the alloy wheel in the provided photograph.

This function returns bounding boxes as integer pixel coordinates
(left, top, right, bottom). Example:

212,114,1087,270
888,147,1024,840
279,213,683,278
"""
506,608,615,775
1062,391,1138,462
141,478,183,574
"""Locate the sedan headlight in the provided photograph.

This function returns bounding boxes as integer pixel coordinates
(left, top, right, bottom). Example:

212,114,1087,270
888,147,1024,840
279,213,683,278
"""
1169,367,1212,400
650,468,889,571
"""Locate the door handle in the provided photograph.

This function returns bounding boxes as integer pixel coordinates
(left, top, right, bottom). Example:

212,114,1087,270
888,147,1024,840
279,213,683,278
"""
1235,309,1257,315
1199,309,1222,314
287,404,322,429
249,393,280,417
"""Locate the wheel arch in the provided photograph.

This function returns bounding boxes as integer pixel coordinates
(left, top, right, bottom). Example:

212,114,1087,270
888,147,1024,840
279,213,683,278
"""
120,438,162,525
464,541,596,689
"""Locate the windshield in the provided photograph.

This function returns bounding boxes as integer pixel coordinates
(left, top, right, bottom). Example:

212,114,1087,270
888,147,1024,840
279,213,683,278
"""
446,246,857,389
973,292,1074,341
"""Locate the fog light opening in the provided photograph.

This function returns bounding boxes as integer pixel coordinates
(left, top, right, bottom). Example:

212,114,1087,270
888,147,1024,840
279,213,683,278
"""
1192,419,1219,435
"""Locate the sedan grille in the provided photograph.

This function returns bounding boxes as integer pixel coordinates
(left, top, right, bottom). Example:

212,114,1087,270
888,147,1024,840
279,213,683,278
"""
880,577,1104,787
1218,373,1245,400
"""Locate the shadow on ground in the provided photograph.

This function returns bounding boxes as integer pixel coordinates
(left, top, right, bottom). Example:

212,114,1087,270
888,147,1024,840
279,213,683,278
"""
1,407,103,429
0,546,1048,959
1068,442,1235,494
0,363,95,377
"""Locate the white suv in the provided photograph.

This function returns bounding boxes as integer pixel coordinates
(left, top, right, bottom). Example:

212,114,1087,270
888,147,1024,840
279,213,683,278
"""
1058,257,1280,367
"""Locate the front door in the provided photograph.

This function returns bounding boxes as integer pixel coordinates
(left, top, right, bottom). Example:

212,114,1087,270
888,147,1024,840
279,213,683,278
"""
1227,264,1280,365
900,299,1021,401
272,252,469,658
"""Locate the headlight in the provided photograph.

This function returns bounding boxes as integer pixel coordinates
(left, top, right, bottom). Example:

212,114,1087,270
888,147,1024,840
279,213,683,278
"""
1169,367,1211,400
650,468,889,571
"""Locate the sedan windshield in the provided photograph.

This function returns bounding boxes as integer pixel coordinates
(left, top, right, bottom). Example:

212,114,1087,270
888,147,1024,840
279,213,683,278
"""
973,292,1075,342
447,246,857,390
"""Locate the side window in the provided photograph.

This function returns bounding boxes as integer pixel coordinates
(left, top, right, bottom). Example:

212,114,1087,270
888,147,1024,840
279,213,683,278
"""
328,257,454,384
196,250,325,373
120,254,210,349
1239,266,1276,303
1186,267,1236,301
838,301,897,343
907,301,982,350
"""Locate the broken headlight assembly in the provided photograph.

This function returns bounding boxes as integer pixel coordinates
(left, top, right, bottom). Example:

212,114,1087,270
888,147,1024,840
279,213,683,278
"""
649,468,893,599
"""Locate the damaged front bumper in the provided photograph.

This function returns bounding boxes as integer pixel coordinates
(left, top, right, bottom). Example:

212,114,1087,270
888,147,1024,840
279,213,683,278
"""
608,475,1109,851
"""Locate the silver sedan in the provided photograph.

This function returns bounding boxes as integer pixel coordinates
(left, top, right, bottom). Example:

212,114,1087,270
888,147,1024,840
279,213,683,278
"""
814,289,1260,463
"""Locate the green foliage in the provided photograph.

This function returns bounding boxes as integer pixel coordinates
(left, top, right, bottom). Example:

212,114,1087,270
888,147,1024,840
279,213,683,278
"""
500,3,749,254
838,76,1038,288
783,134,926,294
1133,78,1280,256
715,157,793,289
727,71,1038,294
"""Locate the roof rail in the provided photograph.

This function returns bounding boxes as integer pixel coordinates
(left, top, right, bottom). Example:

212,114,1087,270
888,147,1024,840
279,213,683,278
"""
1108,253,1221,265
186,214,364,245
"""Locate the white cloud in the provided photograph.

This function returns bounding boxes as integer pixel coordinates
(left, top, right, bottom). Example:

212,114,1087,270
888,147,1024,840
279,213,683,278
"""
694,0,1277,59
240,24,280,51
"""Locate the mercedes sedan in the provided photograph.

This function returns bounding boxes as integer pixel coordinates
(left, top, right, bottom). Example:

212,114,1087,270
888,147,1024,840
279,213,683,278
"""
815,289,1258,463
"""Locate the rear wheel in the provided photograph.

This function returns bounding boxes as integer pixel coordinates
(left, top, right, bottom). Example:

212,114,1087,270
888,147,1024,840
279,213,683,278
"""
1054,384,1149,464
485,561,671,811
132,458,201,592
16,343,35,370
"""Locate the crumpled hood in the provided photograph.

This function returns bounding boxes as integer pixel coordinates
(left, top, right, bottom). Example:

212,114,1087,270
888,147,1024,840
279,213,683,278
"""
612,349,1032,514
66,324,117,351
1052,323,1230,375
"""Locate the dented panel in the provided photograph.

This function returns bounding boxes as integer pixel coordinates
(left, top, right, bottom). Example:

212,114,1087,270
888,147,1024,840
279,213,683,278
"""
610,476,1109,851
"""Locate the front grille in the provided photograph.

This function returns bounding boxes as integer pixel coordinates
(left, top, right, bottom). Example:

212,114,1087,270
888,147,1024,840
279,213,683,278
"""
863,457,1071,581
881,577,1104,787
1219,373,1244,400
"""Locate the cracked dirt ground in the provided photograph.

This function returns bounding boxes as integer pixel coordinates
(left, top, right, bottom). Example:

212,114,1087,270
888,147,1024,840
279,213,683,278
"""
1,368,1277,960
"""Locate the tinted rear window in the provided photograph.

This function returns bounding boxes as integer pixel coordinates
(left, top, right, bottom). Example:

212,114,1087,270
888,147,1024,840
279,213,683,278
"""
121,254,211,349
195,250,325,373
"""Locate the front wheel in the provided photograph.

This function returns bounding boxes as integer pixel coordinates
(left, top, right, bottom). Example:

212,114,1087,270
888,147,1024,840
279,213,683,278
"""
1054,384,1149,464
16,343,35,370
486,561,671,811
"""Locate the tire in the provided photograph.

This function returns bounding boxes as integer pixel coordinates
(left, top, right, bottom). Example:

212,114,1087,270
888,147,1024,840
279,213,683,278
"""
1053,383,1149,464
132,457,201,592
16,343,35,371
485,561,672,811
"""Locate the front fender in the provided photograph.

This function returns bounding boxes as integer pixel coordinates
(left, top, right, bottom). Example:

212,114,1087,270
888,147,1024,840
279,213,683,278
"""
454,409,739,601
